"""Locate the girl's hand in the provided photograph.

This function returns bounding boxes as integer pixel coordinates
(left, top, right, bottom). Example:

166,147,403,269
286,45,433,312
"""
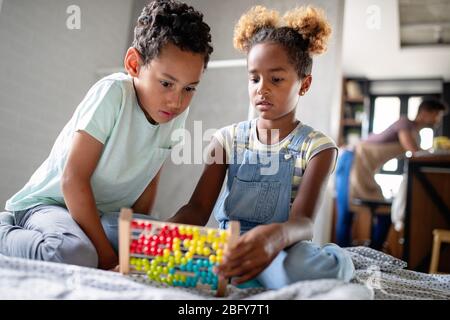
215,224,284,285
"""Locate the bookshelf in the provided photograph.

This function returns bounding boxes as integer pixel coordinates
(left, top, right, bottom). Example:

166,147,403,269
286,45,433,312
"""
338,77,370,147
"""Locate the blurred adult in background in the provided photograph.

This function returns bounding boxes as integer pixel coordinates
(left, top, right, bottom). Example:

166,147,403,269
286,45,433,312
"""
335,98,448,249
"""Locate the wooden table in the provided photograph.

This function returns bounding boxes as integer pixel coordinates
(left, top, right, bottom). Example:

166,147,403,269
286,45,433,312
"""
403,153,450,272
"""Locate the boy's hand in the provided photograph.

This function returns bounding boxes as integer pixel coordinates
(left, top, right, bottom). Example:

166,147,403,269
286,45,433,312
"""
215,224,284,285
98,248,118,270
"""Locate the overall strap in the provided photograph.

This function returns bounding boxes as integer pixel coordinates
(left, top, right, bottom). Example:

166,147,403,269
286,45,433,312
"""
286,123,314,154
233,119,253,153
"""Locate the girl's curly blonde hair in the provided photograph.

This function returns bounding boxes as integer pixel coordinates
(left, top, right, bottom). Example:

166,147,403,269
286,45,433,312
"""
233,5,332,78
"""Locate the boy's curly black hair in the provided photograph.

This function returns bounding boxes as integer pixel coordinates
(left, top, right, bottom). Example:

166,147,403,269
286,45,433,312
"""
132,0,213,68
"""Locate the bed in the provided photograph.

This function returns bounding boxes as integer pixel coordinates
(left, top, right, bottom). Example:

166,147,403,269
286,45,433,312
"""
0,246,448,300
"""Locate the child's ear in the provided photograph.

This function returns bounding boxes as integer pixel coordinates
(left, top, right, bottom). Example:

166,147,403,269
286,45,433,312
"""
124,47,142,77
299,75,312,96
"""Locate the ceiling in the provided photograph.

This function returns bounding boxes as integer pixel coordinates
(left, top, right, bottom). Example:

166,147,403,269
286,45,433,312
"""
342,0,450,80
399,0,450,46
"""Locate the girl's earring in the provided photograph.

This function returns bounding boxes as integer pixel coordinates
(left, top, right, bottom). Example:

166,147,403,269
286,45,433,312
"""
301,91,305,96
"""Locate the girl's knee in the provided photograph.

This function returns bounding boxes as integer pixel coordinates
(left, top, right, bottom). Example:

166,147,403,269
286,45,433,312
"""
284,241,354,282
321,244,355,282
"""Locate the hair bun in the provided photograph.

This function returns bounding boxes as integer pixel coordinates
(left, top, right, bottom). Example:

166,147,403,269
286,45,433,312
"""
283,6,332,55
233,6,280,52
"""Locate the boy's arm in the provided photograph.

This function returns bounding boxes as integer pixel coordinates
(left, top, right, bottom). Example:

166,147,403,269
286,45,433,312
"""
132,168,162,214
168,138,227,226
62,130,117,270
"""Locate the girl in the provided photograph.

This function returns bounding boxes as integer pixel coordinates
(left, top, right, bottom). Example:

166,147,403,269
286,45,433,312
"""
0,0,213,270
169,5,354,289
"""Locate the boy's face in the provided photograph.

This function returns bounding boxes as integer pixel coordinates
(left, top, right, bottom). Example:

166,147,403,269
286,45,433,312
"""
133,43,204,124
247,43,303,121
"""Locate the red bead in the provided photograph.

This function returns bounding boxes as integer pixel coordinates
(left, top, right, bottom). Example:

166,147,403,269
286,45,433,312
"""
138,221,146,229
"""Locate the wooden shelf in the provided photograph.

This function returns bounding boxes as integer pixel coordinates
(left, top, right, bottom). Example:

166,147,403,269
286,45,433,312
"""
338,77,369,147
343,119,362,126
345,97,364,104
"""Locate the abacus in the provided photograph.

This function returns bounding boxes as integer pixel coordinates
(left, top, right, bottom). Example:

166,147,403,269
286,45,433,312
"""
118,208,240,297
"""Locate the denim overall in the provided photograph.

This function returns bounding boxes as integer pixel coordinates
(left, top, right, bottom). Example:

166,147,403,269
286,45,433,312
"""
213,119,355,289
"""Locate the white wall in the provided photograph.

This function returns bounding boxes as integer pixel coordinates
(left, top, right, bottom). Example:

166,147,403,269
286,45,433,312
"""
343,0,450,80
0,0,133,207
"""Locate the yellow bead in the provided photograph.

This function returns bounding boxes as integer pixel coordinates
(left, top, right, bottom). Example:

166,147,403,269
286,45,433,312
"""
203,247,211,256
212,241,219,251
175,257,181,264
183,239,190,248
180,257,187,265
178,226,185,235
172,243,180,251
185,226,192,236
163,249,170,258
216,249,223,256
173,237,181,244
167,261,175,269
174,250,182,258
185,251,193,260
162,266,169,274
207,229,216,237
209,255,216,264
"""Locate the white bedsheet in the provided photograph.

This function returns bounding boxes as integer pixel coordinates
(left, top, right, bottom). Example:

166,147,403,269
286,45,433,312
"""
0,247,448,300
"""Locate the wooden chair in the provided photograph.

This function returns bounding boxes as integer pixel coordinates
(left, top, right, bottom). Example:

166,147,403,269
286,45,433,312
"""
429,229,450,274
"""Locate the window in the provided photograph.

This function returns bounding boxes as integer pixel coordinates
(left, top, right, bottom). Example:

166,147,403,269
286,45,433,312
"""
373,97,401,134
408,96,434,149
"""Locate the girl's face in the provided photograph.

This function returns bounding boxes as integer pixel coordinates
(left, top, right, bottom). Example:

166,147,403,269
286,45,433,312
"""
247,43,304,121
133,43,205,124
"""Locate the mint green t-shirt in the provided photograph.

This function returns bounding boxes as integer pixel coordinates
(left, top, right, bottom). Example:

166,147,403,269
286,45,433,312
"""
6,72,188,213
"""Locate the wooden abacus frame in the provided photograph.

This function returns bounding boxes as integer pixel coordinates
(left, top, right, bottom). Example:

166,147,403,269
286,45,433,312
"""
118,208,240,297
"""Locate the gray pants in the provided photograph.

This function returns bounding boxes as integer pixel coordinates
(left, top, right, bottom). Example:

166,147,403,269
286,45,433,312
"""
0,205,151,268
